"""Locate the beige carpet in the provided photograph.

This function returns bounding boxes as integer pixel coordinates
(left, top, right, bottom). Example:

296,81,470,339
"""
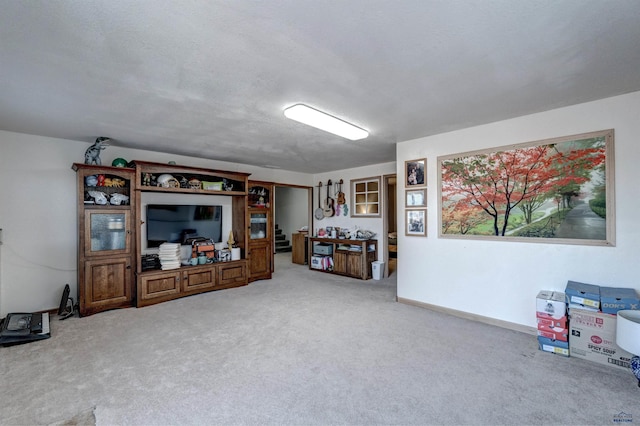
1,253,638,425
48,407,95,426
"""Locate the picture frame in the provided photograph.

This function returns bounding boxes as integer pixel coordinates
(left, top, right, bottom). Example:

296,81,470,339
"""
406,209,427,237
405,158,426,187
438,129,615,246
405,188,427,208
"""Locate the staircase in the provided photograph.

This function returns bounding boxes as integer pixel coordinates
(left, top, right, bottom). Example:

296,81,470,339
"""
274,224,292,253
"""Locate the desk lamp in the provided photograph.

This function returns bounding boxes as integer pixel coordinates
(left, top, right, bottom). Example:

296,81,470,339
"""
616,310,640,387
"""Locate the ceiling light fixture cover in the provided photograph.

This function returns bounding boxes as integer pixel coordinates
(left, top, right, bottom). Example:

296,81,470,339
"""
284,104,369,140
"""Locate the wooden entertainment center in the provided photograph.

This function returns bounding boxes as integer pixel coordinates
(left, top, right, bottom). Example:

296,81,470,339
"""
73,161,253,316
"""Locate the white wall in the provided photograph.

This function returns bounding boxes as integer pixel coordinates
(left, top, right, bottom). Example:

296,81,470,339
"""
0,131,314,316
396,91,640,328
314,162,396,262
274,186,309,239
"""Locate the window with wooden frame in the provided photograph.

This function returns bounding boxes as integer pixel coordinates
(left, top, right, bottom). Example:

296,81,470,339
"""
351,176,381,217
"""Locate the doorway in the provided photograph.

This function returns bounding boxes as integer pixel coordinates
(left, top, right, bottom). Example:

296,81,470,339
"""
273,185,312,267
383,174,397,277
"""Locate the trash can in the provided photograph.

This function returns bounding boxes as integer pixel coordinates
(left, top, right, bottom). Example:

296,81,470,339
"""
372,261,384,280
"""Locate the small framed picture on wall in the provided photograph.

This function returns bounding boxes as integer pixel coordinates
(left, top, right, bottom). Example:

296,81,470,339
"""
406,209,427,237
405,158,426,187
405,188,427,208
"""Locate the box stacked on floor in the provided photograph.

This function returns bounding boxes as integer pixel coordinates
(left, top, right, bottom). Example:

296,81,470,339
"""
561,281,638,371
565,280,600,312
536,291,569,356
536,281,640,370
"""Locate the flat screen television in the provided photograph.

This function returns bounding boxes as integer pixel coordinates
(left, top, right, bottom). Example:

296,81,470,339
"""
146,204,223,248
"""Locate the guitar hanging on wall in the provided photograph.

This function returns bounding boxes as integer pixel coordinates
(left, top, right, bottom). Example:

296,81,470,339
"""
314,182,324,220
336,179,346,205
323,179,335,217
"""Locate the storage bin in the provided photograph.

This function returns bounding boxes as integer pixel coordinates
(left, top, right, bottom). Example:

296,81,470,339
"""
372,261,384,280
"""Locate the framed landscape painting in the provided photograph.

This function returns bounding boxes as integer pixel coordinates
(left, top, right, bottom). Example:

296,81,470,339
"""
438,129,615,246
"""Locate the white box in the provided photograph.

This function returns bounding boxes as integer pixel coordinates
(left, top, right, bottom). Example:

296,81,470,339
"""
310,255,324,270
536,290,567,319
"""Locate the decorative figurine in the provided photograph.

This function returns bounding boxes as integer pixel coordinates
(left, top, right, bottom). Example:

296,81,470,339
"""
110,193,130,205
85,175,98,187
111,157,127,167
87,191,108,205
227,231,235,249
84,137,109,165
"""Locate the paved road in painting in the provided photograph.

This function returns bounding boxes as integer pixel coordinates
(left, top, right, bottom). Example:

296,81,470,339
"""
555,201,606,240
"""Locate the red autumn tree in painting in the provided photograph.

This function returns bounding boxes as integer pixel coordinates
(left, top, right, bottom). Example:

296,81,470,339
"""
441,136,606,237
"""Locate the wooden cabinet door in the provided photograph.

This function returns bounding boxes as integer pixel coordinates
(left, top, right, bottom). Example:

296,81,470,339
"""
139,271,181,302
182,267,215,293
83,209,131,257
348,252,362,278
219,261,248,287
248,241,271,282
333,251,347,274
82,256,132,315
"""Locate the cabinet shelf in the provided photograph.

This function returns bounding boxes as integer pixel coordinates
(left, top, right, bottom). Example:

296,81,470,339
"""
132,160,249,195
138,185,246,196
309,237,377,280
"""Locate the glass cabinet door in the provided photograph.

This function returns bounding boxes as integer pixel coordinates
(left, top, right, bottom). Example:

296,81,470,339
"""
84,210,130,256
250,213,268,240
248,185,270,208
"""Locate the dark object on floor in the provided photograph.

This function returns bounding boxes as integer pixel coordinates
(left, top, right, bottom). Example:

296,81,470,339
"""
58,283,76,320
0,312,50,346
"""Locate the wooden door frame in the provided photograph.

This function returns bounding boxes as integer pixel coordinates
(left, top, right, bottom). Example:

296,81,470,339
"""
382,173,396,278
271,182,313,271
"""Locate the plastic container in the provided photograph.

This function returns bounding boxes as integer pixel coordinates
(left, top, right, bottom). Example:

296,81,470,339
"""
372,261,384,280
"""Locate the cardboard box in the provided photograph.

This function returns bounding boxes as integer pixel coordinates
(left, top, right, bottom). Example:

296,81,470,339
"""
600,286,640,314
310,255,324,270
537,325,568,342
536,314,568,329
536,290,567,319
310,255,333,271
202,181,223,191
565,281,600,310
568,307,634,370
537,336,569,357
313,243,333,255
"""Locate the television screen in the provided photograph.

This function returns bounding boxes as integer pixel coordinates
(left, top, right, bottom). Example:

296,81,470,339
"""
146,204,223,247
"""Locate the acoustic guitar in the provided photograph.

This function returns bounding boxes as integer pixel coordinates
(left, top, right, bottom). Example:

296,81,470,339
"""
323,179,335,217
336,179,346,205
314,182,324,220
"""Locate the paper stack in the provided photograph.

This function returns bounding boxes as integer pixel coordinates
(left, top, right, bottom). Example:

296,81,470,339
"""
158,242,181,270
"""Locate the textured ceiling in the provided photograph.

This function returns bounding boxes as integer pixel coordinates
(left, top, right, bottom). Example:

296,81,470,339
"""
1,1,640,173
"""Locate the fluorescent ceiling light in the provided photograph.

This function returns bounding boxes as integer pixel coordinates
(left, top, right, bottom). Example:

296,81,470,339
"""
284,104,369,140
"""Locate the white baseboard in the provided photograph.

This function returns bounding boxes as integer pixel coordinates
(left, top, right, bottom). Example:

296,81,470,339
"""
396,297,537,336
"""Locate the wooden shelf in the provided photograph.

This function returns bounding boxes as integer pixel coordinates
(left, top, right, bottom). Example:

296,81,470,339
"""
309,237,377,280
